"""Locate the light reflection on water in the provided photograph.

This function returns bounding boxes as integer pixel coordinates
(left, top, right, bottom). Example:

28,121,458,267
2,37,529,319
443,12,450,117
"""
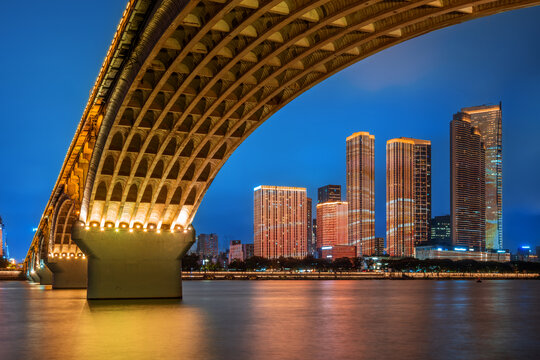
1,280,540,360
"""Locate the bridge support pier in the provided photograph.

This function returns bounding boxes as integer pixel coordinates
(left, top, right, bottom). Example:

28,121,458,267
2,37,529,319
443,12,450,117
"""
28,270,40,283
37,265,53,285
72,222,195,300
47,258,88,289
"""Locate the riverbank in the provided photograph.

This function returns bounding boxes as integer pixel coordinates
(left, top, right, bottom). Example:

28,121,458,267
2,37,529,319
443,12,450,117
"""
0,270,25,281
182,271,540,280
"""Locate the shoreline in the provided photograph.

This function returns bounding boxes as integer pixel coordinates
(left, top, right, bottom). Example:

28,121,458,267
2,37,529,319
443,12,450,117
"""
182,271,540,280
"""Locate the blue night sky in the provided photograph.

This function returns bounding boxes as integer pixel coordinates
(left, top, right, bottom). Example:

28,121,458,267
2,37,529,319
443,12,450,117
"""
1,2,540,259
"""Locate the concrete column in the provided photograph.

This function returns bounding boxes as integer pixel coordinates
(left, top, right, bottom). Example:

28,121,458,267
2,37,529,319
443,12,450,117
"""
36,264,53,285
72,222,195,300
47,257,88,289
28,270,40,283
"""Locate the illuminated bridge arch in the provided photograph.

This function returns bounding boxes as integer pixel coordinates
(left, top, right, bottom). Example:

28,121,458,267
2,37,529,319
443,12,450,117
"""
26,0,539,265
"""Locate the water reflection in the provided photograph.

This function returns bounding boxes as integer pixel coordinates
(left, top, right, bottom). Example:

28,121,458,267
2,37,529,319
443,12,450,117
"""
1,280,540,360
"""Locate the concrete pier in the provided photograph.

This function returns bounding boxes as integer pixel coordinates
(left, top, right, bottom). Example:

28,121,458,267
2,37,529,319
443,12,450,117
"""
72,222,195,299
36,265,53,285
28,270,40,283
47,258,88,289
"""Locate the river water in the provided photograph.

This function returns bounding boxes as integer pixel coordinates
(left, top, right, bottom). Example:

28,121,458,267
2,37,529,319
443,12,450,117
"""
1,280,539,359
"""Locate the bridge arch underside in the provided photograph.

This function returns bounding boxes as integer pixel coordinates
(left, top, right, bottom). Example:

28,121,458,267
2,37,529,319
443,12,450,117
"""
83,0,538,230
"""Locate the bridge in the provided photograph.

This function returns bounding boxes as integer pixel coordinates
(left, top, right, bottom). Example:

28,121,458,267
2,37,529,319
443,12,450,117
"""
24,0,539,299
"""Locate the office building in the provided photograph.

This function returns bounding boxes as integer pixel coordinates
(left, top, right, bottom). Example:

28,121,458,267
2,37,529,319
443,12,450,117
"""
462,104,503,250
451,112,486,250
318,185,342,203
228,240,243,263
386,138,431,257
197,233,219,258
346,132,375,257
431,215,451,247
254,185,308,259
316,201,348,250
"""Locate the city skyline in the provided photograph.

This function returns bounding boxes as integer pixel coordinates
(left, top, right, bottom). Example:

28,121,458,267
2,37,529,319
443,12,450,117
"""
2,2,540,259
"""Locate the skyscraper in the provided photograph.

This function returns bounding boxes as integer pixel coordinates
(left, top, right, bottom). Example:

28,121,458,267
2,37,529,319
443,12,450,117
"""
318,185,342,203
0,217,4,258
451,112,486,250
254,185,307,259
307,197,315,255
346,132,375,257
316,201,348,250
197,233,219,258
462,104,503,250
386,138,431,257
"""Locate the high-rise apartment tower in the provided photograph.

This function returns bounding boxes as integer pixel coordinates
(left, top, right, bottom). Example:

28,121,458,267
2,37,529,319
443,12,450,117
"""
254,185,308,259
386,138,431,257
346,132,375,257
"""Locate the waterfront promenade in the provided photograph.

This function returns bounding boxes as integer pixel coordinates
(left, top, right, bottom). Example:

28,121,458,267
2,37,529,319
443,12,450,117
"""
183,271,539,280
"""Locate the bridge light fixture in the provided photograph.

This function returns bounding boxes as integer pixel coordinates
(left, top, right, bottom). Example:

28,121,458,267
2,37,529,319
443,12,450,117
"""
92,223,98,227
107,224,113,228
157,230,161,234
143,229,148,232
115,229,119,232
129,229,133,233
85,226,90,230
100,228,105,231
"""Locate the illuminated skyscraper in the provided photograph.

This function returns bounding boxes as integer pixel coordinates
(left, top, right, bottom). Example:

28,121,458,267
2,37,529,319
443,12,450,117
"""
316,201,348,250
451,112,486,250
318,185,342,203
462,104,503,250
346,132,375,257
307,197,315,255
254,185,307,259
386,138,431,257
0,217,4,258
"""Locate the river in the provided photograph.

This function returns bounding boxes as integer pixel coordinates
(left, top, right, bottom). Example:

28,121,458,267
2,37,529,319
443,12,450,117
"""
1,280,539,359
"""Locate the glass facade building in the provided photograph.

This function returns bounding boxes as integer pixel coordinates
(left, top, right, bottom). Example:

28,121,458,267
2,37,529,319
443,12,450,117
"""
346,132,375,257
318,185,342,203
254,185,308,259
450,112,486,250
430,215,451,247
462,104,503,250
